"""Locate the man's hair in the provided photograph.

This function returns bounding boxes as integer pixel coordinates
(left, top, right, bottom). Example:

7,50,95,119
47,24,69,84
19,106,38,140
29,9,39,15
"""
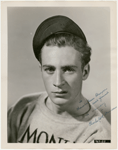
39,33,92,69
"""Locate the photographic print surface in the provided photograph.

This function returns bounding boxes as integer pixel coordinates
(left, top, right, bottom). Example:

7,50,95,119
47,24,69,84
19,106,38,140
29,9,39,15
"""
1,1,117,149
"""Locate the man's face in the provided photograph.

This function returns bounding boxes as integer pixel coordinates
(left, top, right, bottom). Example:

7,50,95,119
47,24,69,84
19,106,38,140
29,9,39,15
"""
41,45,84,106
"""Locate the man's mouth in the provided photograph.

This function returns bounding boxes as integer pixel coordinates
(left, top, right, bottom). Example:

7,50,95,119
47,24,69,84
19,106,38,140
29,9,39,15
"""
52,91,67,94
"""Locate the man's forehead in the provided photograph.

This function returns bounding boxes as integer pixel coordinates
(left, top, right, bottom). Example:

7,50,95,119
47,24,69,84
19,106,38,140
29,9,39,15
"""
41,45,82,66
41,45,81,57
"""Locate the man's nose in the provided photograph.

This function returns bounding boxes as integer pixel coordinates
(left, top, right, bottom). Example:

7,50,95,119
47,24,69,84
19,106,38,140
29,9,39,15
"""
53,71,65,87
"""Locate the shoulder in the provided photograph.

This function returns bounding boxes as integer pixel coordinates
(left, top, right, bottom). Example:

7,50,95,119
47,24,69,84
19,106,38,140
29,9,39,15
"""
10,92,47,112
8,91,48,123
8,92,48,142
88,104,111,139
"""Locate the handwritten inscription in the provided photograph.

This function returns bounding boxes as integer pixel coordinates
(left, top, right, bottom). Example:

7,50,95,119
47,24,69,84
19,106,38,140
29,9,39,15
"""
92,103,106,112
76,88,116,126
89,115,104,126
95,88,107,97
99,91,109,102
77,88,109,110
89,106,117,126
77,102,88,110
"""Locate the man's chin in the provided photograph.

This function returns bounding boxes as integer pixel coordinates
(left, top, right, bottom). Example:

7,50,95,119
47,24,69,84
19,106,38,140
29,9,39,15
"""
50,97,69,106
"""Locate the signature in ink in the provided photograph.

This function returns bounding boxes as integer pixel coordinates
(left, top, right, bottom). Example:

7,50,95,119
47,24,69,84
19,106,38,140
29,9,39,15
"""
77,88,108,110
89,115,104,126
77,102,89,110
88,98,95,103
98,91,109,101
92,103,106,112
95,88,107,97
89,106,117,126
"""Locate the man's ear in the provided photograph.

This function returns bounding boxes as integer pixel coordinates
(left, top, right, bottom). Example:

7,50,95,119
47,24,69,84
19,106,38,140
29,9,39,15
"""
39,64,42,71
82,64,90,80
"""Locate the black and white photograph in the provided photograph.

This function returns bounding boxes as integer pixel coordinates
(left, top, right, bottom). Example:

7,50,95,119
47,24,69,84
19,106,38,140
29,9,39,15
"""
1,1,117,149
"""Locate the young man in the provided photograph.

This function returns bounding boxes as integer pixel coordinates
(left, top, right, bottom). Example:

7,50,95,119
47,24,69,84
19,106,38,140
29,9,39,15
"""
8,15,110,143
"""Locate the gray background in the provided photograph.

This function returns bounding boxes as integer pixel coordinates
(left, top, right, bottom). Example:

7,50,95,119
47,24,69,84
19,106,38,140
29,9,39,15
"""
8,7,111,122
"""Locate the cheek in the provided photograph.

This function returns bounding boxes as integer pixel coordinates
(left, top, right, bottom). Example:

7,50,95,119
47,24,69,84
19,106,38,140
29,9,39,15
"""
66,74,82,89
42,73,52,89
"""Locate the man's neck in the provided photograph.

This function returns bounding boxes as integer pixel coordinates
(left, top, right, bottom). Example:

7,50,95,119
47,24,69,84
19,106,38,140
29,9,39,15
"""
46,94,90,118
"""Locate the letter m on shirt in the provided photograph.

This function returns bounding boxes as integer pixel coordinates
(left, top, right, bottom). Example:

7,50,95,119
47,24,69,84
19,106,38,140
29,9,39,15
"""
18,125,37,143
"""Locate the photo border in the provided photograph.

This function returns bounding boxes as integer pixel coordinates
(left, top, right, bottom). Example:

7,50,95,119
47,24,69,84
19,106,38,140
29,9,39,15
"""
1,1,117,149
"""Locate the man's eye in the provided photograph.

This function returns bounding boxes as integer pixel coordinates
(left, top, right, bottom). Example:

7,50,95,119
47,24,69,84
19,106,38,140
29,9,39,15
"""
63,68,75,73
45,68,55,74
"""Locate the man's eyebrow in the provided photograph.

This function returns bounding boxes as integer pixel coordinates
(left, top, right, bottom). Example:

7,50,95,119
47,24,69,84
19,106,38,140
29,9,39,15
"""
62,65,78,68
42,65,78,68
42,65,55,68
